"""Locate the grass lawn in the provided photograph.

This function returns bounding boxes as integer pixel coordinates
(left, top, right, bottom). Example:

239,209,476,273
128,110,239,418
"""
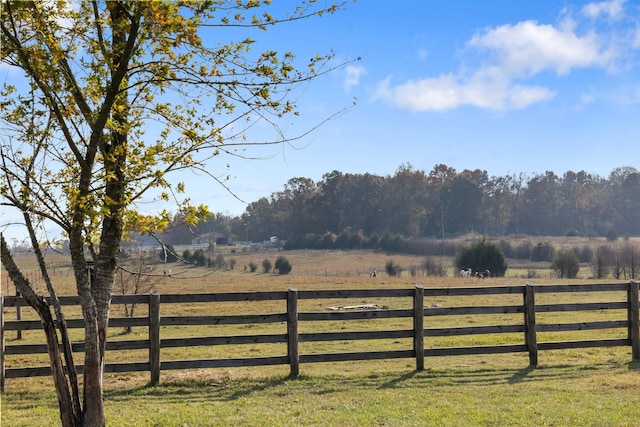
2,248,640,426
4,351,640,426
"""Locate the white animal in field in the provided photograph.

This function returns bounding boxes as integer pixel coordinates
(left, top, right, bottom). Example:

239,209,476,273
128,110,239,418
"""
460,268,472,278
369,270,377,277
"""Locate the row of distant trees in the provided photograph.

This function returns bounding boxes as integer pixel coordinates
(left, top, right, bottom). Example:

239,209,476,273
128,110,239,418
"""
455,237,639,280
154,164,640,245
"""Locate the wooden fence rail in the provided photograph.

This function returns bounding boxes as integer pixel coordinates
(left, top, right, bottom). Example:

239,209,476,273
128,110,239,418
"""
1,281,639,392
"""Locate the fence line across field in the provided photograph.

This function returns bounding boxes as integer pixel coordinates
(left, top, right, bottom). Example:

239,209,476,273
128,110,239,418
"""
1,281,639,392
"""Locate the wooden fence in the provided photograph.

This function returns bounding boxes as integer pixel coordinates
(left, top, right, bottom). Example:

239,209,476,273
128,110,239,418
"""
1,281,640,392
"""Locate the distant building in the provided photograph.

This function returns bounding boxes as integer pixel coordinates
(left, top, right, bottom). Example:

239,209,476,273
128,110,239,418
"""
216,236,233,246
192,232,233,246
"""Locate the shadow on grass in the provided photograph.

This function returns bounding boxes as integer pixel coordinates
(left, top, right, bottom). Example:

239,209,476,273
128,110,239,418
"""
507,365,536,383
377,370,418,389
104,374,291,403
627,359,640,371
102,357,629,406
98,343,637,406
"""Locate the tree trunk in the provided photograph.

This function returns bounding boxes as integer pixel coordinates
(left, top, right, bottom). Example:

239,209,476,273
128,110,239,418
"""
80,304,105,426
78,5,131,423
0,235,78,427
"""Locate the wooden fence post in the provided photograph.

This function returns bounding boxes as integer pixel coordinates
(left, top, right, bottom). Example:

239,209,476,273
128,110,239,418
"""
627,280,640,361
15,289,22,340
524,283,538,367
287,287,299,377
413,285,424,371
149,290,161,385
1,289,5,393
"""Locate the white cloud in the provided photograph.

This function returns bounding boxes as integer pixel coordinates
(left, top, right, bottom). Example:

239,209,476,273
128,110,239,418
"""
376,73,555,112
343,65,366,93
387,74,462,111
582,0,626,20
467,20,614,76
507,85,557,110
377,15,622,113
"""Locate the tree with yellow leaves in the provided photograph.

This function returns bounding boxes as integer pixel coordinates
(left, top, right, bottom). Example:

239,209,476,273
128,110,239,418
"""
0,1,354,425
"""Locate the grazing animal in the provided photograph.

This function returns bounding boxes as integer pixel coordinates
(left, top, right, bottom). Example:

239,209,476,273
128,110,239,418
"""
369,270,377,277
476,269,490,279
460,268,472,278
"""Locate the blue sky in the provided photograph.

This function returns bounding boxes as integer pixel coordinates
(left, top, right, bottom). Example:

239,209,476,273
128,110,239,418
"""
2,0,640,242
199,0,640,216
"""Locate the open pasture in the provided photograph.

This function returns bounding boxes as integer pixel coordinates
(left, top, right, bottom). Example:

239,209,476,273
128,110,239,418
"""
2,249,640,426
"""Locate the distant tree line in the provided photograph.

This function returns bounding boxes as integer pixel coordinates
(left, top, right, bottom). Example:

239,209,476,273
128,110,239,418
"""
154,163,640,245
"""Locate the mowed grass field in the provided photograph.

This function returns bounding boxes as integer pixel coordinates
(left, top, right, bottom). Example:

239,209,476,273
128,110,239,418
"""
3,248,640,426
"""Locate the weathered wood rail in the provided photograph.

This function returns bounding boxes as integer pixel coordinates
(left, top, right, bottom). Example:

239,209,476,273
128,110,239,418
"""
1,281,639,392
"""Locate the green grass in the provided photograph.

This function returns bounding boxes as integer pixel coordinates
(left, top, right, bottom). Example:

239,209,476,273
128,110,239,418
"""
3,351,640,426
3,249,640,425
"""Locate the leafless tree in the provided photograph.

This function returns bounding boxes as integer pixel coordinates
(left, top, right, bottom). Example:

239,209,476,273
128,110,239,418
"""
115,248,156,333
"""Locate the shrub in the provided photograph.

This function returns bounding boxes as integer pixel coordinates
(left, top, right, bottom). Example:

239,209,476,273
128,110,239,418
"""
214,254,226,269
454,237,508,277
606,226,618,241
408,264,419,277
262,258,272,274
530,241,554,262
274,255,292,275
422,256,447,277
409,258,447,277
385,260,402,277
621,243,640,280
498,240,514,258
193,249,207,267
513,241,532,260
591,245,614,279
248,261,258,272
551,249,580,278
578,245,594,263
158,244,178,263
